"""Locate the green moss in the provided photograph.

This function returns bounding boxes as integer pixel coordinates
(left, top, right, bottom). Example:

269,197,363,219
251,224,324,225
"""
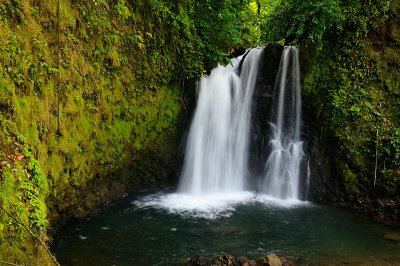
338,161,360,195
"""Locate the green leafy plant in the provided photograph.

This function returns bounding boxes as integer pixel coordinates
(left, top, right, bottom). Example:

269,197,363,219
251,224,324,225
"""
387,128,400,167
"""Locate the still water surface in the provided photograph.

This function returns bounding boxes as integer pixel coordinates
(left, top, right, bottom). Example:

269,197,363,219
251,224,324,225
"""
52,191,400,265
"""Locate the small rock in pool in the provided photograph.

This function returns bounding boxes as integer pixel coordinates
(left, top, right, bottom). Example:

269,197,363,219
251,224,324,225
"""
78,235,87,240
101,226,111,230
384,232,400,241
171,228,177,231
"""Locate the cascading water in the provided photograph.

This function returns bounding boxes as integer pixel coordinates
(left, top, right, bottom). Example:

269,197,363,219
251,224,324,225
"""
263,46,304,200
178,48,264,195
134,46,308,219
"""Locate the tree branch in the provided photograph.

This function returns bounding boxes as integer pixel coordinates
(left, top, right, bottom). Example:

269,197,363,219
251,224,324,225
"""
0,204,60,266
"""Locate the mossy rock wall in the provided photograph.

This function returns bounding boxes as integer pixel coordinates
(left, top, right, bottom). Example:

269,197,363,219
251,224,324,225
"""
0,0,203,263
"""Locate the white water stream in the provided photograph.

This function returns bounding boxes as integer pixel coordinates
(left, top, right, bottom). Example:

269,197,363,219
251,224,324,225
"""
178,48,264,195
263,46,304,199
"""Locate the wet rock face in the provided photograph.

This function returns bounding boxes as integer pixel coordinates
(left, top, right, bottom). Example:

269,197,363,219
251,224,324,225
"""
300,102,340,204
248,44,284,183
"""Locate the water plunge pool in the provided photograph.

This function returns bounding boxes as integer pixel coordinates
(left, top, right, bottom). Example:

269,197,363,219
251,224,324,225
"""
52,191,400,265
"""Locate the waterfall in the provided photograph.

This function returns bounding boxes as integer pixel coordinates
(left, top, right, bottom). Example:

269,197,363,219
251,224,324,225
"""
179,48,264,195
134,46,309,218
263,46,304,200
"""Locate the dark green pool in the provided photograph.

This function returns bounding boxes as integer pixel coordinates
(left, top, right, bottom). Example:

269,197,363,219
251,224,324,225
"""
52,191,400,265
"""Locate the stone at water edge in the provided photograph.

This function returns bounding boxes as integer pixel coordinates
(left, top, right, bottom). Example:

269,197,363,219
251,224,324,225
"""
384,232,400,241
256,253,289,266
267,254,283,266
211,253,235,266
185,253,291,266
238,256,257,266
